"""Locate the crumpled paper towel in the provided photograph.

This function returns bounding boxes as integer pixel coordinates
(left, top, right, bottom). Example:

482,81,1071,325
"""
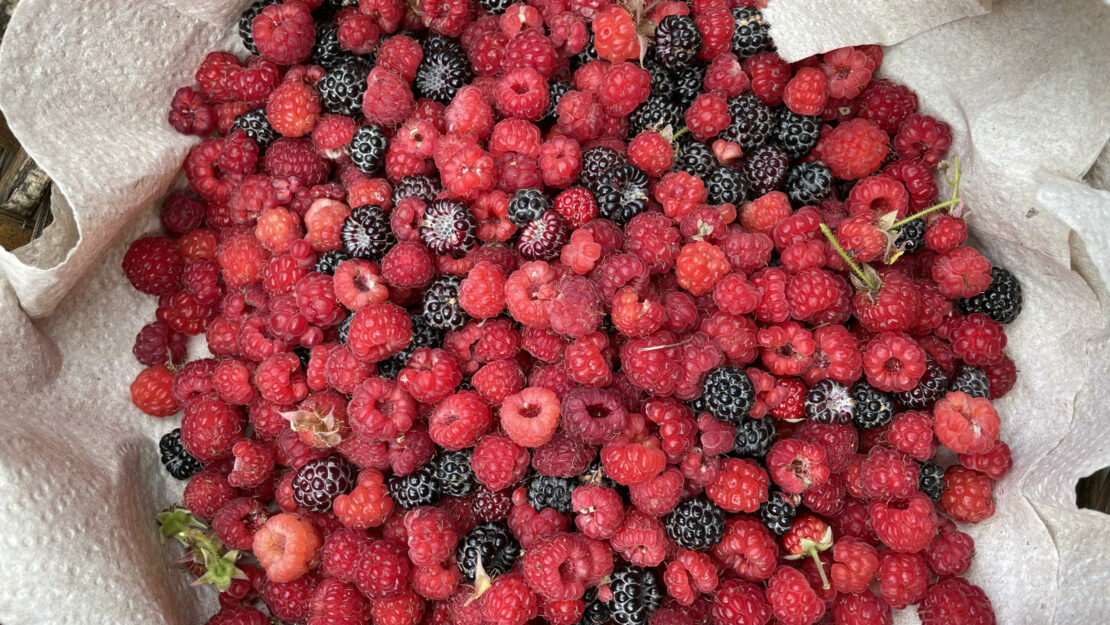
0,0,1107,623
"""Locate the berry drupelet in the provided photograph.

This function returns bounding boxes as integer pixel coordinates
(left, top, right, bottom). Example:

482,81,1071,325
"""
919,461,945,502
731,6,771,59
349,125,388,176
527,475,575,514
310,22,353,69
654,15,701,72
671,65,705,108
674,140,717,178
314,250,351,275
578,146,628,193
732,417,776,459
596,164,650,225
783,161,833,207
342,205,396,261
415,37,472,103
231,108,277,150
420,199,478,257
702,366,757,424
457,522,520,580
895,218,928,254
392,174,444,206
664,498,726,551
609,565,663,625
772,109,822,160
508,188,551,227
805,379,855,424
319,60,370,117
723,93,774,151
159,429,203,480
759,491,797,536
579,589,611,625
432,450,476,497
707,166,750,205
628,96,684,136
895,359,948,411
743,145,790,196
238,0,277,54
291,455,357,513
389,466,441,508
422,275,467,331
959,266,1024,324
950,364,991,398
852,381,896,429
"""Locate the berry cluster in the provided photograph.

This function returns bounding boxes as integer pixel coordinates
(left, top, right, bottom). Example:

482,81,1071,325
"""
135,1,1021,625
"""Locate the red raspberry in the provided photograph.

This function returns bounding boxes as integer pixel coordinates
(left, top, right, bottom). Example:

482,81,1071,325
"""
694,7,733,59
959,439,1012,480
629,467,684,516
748,266,789,323
184,469,239,521
895,114,953,166
742,51,789,105
924,517,974,577
785,267,840,321
675,241,730,296
254,512,322,583
556,90,604,142
502,29,558,77
252,1,316,65
371,589,424,625
206,606,270,625
918,577,996,625
830,537,878,594
626,131,674,179
887,410,936,461
168,86,217,136
311,114,358,153
429,391,491,450
212,496,268,551
703,52,748,99
403,506,458,567
501,387,561,447
814,118,889,180
182,396,244,462
860,448,920,500
853,270,921,333
592,5,639,62
664,550,719,606
820,47,873,99
123,236,185,296
130,365,179,417
537,135,582,189
708,514,776,582
862,332,927,392
868,492,937,553
757,322,815,376
610,508,669,567
766,439,830,495
548,274,604,338
521,532,592,600
765,566,825,625
336,8,381,54
494,67,549,121
363,68,415,126
346,302,413,361
740,191,791,233
596,62,651,117
228,437,275,488
703,457,768,513
847,173,909,220
561,229,603,275
266,80,320,138
783,67,828,116
619,331,684,396
940,465,996,524
884,158,938,212
306,577,371,625
949,313,1007,366
933,391,1000,455
571,483,624,539
932,247,992,298
354,540,410,601
376,34,423,82
505,261,559,328
194,51,241,102
684,93,731,141
711,579,771,625
260,572,319,622
924,215,968,253
255,208,303,254
333,469,395,530
161,192,206,235
834,214,884,263
856,79,919,135
133,321,187,367
264,138,328,186
983,355,1016,400
832,590,892,625
396,347,461,403
320,528,374,581
877,551,928,609
380,241,435,289
482,573,539,625
532,431,596,478
468,27,508,76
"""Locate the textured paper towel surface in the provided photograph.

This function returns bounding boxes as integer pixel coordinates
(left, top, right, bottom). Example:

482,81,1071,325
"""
0,1,1108,625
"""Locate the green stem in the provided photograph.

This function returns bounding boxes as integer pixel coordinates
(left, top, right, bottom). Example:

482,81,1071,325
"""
819,224,878,291
889,198,961,229
671,126,689,141
945,156,962,201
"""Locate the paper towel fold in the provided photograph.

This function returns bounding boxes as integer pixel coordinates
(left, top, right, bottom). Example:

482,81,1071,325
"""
0,0,1108,624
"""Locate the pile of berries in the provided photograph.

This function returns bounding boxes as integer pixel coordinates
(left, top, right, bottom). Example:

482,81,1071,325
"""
130,0,1024,624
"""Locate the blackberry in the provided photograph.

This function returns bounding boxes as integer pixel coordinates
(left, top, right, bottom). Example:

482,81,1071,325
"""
349,125,388,176
701,365,756,424
732,417,776,459
722,93,774,151
392,174,443,206
959,267,1023,324
783,161,833,207
314,249,350,275
628,96,683,136
415,39,472,103
544,81,571,122
596,164,650,225
571,32,600,68
294,346,312,370
313,0,357,21
758,491,796,536
311,22,354,70
919,461,945,502
338,314,352,344
654,15,701,71
508,188,550,226
805,379,855,424
852,381,896,429
291,455,357,513
743,145,790,196
231,108,277,150
478,0,514,13
731,6,770,59
517,211,569,260
673,140,717,178
642,55,675,101
319,60,370,117
420,199,478,256
771,109,821,159
388,466,440,508
578,589,610,625
609,565,662,625
895,359,948,411
664,498,726,551
894,218,927,254
342,205,396,260
671,65,705,108
707,166,750,205
238,0,278,54
578,146,627,193
527,475,575,514
457,522,520,580
432,450,476,497
950,364,991,399
422,275,467,331
159,429,202,480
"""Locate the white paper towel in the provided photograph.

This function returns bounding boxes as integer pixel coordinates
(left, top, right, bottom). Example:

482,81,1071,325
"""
0,0,1107,624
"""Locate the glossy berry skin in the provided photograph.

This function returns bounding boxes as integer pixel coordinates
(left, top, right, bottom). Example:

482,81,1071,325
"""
291,455,357,513
664,498,726,551
701,366,756,424
608,565,662,625
457,522,520,580
160,428,203,480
